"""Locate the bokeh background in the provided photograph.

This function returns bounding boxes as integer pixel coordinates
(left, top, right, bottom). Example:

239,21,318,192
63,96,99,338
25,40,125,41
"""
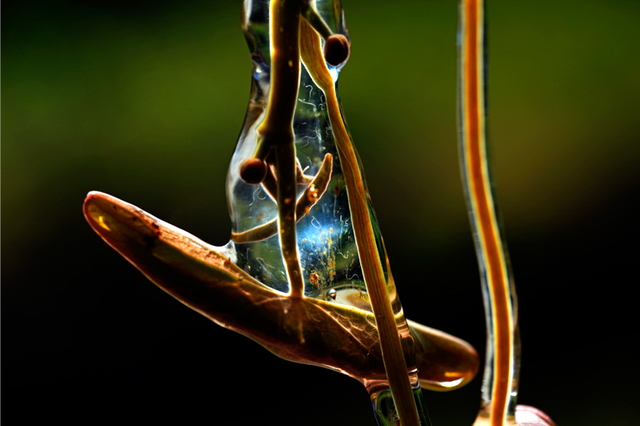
3,0,639,425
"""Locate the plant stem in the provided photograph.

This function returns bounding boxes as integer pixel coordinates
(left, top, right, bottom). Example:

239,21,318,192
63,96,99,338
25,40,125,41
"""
458,1,520,424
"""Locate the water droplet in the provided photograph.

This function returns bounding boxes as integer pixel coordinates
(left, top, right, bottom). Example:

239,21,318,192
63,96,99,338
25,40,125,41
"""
327,288,337,300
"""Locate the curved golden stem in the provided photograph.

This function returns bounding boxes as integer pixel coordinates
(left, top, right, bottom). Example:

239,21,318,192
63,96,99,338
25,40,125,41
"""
459,1,519,424
300,18,421,426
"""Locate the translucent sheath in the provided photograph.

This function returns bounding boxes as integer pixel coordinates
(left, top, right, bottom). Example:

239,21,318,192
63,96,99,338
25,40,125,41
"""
230,0,378,305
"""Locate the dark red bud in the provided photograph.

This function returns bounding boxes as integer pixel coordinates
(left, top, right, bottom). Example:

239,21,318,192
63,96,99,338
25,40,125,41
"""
239,158,267,184
324,34,350,66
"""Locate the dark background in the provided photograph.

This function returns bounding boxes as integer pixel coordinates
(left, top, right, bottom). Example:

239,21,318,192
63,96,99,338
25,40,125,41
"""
3,0,639,425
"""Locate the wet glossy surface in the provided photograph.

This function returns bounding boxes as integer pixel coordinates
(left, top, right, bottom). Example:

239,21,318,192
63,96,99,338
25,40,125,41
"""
84,191,478,391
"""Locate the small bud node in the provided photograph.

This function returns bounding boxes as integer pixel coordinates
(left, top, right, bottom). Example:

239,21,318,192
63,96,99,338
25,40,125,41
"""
239,158,267,184
324,34,350,66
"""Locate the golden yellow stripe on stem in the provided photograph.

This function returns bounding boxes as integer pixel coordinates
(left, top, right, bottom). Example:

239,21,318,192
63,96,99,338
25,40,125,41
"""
258,0,305,299
300,20,421,426
461,1,515,425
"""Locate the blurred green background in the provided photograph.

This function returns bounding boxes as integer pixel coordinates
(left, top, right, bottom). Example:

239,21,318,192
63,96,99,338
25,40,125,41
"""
3,0,639,425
